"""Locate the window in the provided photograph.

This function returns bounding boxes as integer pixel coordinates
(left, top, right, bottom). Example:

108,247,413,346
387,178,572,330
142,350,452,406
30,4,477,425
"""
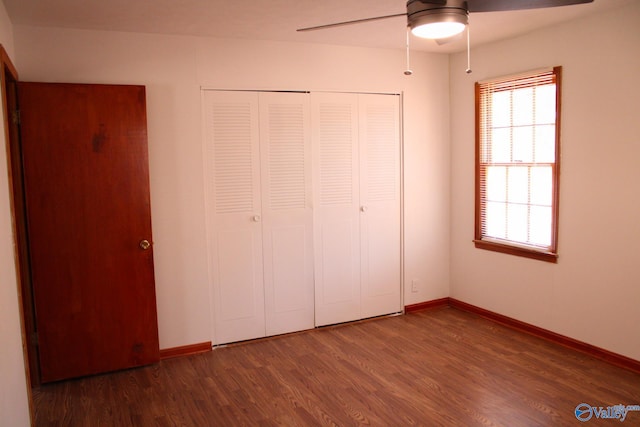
475,66,561,263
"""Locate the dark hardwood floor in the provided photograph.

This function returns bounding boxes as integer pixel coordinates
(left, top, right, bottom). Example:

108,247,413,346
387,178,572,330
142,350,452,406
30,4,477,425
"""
33,307,640,426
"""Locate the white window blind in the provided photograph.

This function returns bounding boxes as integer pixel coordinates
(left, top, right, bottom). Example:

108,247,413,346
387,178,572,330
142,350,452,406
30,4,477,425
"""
475,67,561,262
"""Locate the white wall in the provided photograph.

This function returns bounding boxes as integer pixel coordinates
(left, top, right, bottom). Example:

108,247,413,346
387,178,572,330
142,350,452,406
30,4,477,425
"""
12,26,451,349
0,1,31,426
450,2,640,360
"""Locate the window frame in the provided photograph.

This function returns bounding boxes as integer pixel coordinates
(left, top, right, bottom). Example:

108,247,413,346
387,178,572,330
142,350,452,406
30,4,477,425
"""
474,66,562,263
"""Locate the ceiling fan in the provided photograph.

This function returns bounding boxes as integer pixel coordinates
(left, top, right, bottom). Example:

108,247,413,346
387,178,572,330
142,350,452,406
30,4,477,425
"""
297,0,594,41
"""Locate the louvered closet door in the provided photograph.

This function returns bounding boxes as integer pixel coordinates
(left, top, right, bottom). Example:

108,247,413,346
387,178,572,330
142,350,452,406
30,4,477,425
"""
259,92,314,336
359,94,401,318
312,92,361,326
204,91,265,344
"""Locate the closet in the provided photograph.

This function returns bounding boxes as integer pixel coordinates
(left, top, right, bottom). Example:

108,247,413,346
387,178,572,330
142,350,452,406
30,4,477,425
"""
203,90,400,344
312,92,401,326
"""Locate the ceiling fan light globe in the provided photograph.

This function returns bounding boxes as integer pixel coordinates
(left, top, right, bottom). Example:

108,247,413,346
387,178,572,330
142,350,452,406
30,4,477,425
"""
411,21,466,39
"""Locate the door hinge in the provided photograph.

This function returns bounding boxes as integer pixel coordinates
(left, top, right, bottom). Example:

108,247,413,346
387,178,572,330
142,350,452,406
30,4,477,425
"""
11,109,20,125
30,332,38,346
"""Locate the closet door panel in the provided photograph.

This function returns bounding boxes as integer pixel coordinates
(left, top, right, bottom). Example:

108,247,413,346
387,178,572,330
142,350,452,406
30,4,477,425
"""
312,93,361,326
204,91,265,344
316,215,360,325
213,228,265,342
259,92,314,336
359,94,402,318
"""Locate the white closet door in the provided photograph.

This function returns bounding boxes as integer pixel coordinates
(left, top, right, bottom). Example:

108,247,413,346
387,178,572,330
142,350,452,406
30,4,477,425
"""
359,94,402,318
204,91,265,344
259,92,314,336
312,92,361,326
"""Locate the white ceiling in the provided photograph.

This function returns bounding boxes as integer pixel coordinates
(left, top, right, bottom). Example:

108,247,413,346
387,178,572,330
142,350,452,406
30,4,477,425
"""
2,0,634,53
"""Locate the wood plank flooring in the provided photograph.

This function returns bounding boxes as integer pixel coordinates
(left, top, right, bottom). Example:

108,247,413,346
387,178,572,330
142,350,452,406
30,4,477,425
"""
33,307,640,426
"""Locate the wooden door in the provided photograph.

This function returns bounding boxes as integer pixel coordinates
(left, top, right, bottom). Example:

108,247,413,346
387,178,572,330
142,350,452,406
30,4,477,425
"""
18,82,159,383
312,92,362,326
203,90,266,344
258,92,314,336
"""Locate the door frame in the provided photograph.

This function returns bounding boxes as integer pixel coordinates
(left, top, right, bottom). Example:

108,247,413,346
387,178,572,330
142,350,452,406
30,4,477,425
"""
1,43,36,415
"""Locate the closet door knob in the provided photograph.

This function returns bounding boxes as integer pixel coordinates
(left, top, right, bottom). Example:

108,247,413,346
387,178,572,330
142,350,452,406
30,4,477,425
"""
252,215,261,222
360,206,368,213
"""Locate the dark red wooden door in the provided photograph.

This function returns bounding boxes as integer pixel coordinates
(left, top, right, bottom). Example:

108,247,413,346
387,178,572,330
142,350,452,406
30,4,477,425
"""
18,82,160,383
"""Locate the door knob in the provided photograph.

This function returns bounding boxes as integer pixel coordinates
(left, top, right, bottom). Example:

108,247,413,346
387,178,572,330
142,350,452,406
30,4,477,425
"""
139,239,151,250
360,206,368,213
252,215,261,223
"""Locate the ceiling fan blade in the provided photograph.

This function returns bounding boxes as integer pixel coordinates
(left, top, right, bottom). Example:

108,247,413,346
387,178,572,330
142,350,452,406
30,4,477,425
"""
467,0,593,13
297,13,406,32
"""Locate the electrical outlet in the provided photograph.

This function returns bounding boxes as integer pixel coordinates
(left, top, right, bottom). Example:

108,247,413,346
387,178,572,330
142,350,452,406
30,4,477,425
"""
411,279,418,293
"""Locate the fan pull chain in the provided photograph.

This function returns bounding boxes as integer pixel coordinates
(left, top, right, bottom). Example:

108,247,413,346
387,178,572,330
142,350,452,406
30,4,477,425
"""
404,27,413,76
465,24,472,74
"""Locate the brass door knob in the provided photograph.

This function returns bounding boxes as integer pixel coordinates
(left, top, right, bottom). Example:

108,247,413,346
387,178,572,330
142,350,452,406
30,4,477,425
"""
139,239,151,250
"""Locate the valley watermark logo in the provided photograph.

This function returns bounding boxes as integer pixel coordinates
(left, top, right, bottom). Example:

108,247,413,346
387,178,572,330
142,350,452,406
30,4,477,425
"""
575,403,640,422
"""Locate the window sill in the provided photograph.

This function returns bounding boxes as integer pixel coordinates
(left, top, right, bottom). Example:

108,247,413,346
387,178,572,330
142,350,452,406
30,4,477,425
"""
474,239,558,263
